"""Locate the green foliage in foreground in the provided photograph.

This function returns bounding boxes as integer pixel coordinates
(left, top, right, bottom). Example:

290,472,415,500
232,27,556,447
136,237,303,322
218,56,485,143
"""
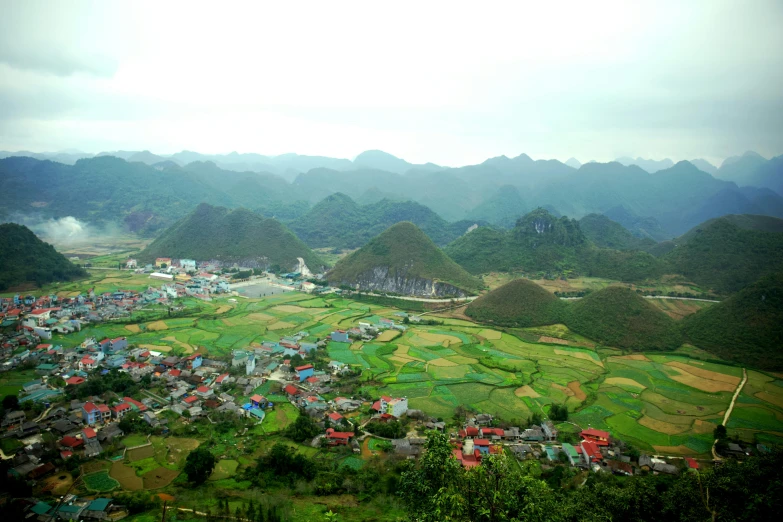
399,432,783,522
466,278,566,327
139,203,326,271
0,223,86,290
328,221,483,295
283,412,321,443
564,286,682,351
184,447,217,485
683,272,783,370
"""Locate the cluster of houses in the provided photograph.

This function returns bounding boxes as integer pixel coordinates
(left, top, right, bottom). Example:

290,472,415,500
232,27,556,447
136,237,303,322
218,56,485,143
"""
24,496,120,521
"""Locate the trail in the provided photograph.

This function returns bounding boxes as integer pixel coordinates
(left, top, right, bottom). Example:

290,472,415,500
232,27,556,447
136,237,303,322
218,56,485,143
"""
560,295,720,303
712,367,747,460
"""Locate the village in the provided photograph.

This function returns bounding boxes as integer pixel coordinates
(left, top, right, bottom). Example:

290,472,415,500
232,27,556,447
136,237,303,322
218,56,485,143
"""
0,257,770,521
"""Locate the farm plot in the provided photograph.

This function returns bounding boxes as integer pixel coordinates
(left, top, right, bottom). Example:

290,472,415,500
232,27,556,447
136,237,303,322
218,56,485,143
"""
209,459,239,481
143,467,180,489
110,461,143,490
83,471,120,492
127,444,154,461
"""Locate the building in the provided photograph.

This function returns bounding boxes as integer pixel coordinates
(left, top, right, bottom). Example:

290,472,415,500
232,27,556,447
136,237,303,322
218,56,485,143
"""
82,402,101,425
330,330,349,343
385,397,409,417
126,259,137,269
180,259,197,271
561,443,579,466
150,272,174,281
295,364,314,382
325,427,355,445
581,428,610,446
155,257,172,267
111,402,132,419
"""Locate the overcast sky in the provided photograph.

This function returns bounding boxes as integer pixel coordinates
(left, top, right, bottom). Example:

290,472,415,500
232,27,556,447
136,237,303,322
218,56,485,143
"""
0,0,781,166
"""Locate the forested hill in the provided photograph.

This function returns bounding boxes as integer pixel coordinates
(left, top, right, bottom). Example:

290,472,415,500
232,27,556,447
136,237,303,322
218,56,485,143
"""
683,272,783,370
444,209,666,281
661,214,783,293
578,213,657,251
288,193,480,249
327,222,483,296
0,223,87,291
139,204,326,272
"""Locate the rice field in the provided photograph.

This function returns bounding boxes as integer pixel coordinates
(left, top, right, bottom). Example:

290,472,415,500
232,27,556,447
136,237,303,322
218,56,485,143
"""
41,275,783,457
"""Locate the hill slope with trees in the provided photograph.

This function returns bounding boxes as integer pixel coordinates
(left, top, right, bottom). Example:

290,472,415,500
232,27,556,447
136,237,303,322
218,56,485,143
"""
0,223,86,290
683,273,783,370
564,286,682,351
139,203,326,271
465,278,565,327
327,222,483,296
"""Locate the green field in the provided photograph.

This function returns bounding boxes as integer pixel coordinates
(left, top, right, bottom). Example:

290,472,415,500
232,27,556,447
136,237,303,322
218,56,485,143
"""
9,271,782,457
83,471,120,492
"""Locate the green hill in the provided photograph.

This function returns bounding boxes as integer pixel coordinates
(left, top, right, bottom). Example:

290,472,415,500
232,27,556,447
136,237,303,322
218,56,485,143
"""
327,222,483,297
289,193,477,249
564,286,682,351
0,223,86,290
683,273,783,370
663,215,783,294
579,213,657,251
445,208,667,281
465,278,565,327
139,203,326,271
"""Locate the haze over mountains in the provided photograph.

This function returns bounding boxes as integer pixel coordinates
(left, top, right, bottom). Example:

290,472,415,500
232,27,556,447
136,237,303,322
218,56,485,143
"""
1,148,781,241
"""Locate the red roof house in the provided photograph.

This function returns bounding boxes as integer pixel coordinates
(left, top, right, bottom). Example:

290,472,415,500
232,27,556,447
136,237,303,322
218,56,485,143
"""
183,396,198,404
685,457,700,470
581,428,610,446
283,384,300,396
65,376,85,385
82,427,97,439
60,436,84,449
325,428,354,445
327,412,344,422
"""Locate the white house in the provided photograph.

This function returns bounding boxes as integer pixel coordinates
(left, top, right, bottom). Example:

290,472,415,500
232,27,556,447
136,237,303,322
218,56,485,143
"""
385,397,408,417
180,259,197,271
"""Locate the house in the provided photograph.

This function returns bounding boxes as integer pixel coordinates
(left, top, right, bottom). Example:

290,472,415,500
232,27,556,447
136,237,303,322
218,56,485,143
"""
83,427,97,440
334,397,362,412
561,442,579,466
328,360,347,373
385,397,409,417
143,411,159,427
581,428,610,446
80,356,98,371
84,498,113,520
60,435,84,450
185,353,203,369
473,438,491,455
454,439,481,468
66,376,86,386
250,394,267,408
685,457,700,470
112,403,132,419
195,385,214,398
580,439,603,464
123,396,148,412
155,257,172,267
180,259,197,271
327,411,344,423
111,337,128,351
126,259,137,269
325,427,355,445
541,421,558,441
245,353,256,375
82,402,101,425
604,459,634,476
96,403,111,422
330,330,349,343
215,373,231,386
84,439,104,458
295,364,314,382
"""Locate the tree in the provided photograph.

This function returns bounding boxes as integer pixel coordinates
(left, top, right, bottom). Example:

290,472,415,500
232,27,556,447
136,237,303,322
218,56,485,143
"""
549,404,568,422
284,412,321,442
713,424,727,439
183,447,217,484
2,394,19,410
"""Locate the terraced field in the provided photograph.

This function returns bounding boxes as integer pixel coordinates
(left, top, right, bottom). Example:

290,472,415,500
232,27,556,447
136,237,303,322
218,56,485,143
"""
46,281,783,457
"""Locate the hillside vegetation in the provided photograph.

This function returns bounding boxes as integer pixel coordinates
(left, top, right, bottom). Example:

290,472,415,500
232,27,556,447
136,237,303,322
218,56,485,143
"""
662,215,783,293
289,193,478,249
579,213,657,251
465,278,565,327
564,286,683,351
139,203,326,271
683,273,783,370
445,208,667,281
0,223,86,290
327,222,483,295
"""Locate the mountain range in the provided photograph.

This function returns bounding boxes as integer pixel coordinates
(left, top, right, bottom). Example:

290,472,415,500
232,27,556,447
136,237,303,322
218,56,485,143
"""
1,149,781,241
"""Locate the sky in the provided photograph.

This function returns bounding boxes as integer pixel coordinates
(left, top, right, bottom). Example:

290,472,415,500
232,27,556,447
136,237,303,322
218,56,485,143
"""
0,0,781,167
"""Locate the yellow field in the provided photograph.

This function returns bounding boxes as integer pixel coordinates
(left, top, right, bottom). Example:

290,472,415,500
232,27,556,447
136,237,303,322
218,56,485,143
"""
554,349,604,367
139,344,171,352
124,324,140,333
350,342,363,351
215,305,232,314
161,336,194,354
268,321,295,331
692,419,716,434
604,377,647,390
515,385,541,398
478,329,502,340
652,445,694,455
394,345,410,355
666,361,740,385
430,365,469,379
609,354,651,362
567,381,587,401
418,332,462,346
271,305,306,314
639,415,690,435
221,319,236,327
539,336,569,345
246,313,275,322
146,321,169,331
376,330,401,342
756,391,783,409
667,364,737,393
428,358,458,367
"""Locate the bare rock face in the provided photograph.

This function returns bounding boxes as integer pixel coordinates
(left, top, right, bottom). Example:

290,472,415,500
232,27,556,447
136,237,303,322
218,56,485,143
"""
338,266,467,297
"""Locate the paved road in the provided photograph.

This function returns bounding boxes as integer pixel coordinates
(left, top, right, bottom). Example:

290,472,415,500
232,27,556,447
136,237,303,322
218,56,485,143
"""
712,367,748,460
561,295,720,303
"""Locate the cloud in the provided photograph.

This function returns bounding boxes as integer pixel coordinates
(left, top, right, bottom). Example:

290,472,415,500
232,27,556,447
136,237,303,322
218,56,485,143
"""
0,47,117,78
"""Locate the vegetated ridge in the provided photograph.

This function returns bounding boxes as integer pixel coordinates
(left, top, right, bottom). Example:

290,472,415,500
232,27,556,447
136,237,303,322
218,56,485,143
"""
289,192,479,249
563,286,683,351
139,203,326,271
327,222,483,297
445,208,666,282
465,278,565,327
0,223,87,290
578,213,657,251
661,214,783,294
683,272,783,370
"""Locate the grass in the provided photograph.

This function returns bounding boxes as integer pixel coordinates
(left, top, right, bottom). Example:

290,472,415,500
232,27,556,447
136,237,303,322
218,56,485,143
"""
83,470,120,492
209,459,239,481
